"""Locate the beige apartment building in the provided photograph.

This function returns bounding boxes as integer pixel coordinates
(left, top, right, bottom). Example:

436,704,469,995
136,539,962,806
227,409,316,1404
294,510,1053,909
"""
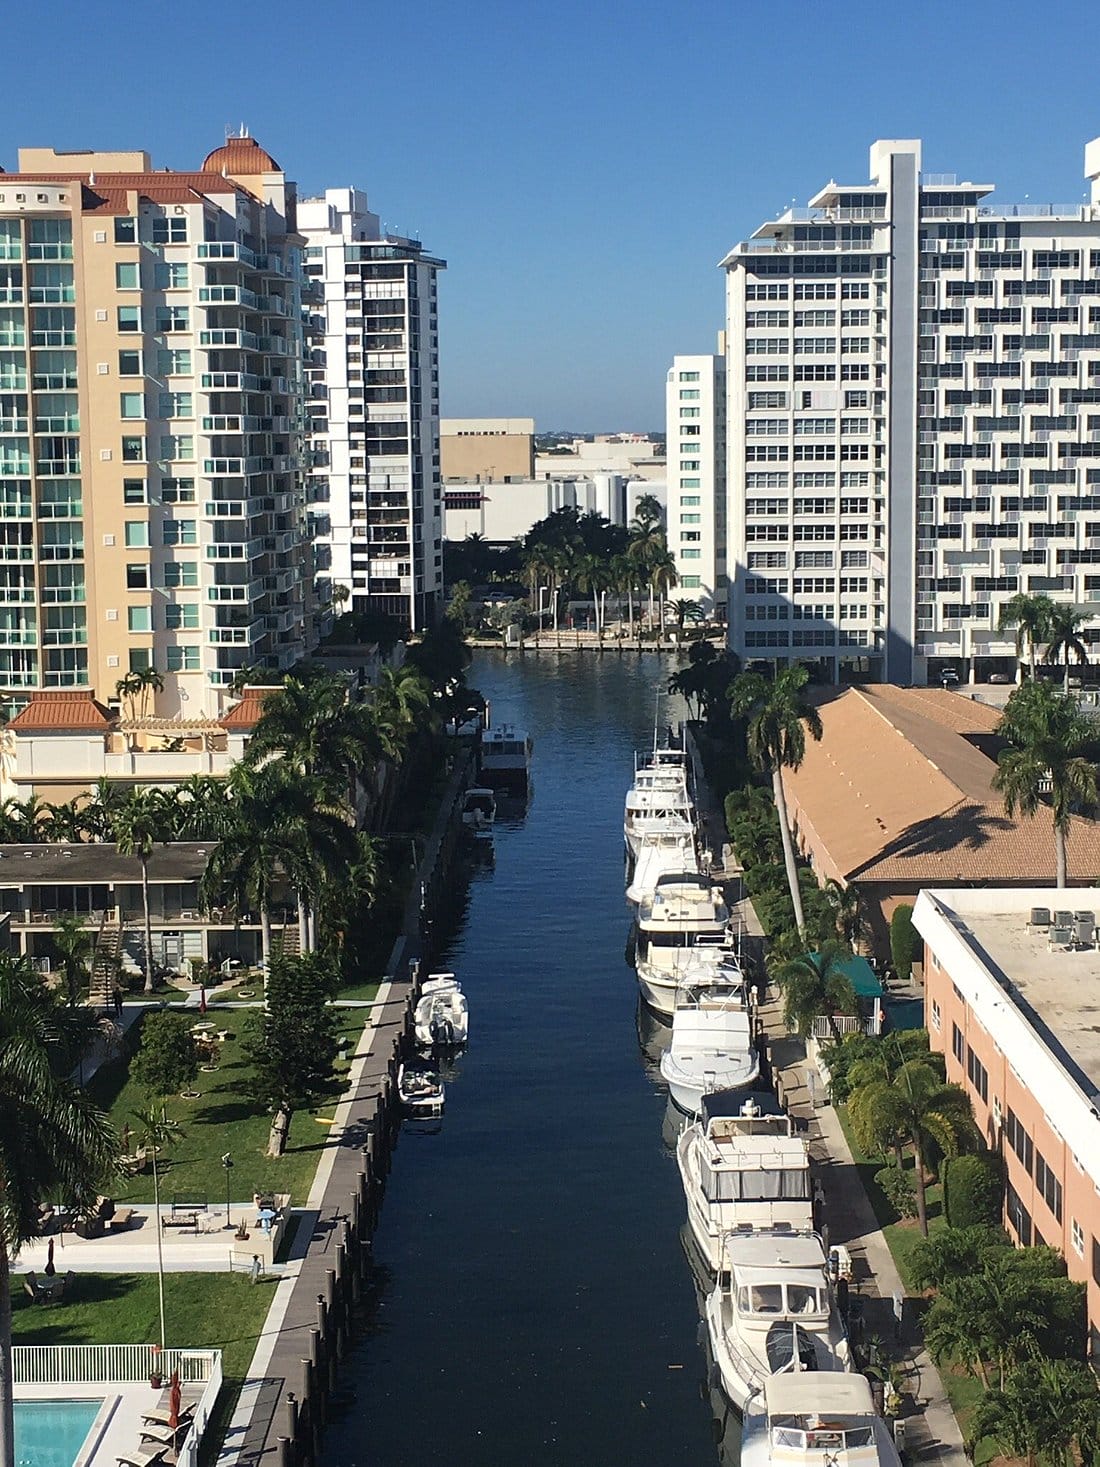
0,134,312,719
441,417,535,482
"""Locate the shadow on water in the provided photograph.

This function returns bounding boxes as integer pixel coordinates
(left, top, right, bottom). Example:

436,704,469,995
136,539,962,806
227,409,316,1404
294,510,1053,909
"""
324,651,728,1467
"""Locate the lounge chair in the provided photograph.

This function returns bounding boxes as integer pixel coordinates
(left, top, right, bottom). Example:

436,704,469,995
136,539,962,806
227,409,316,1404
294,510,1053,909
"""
141,1404,193,1430
23,1272,38,1302
140,1422,189,1448
116,1449,168,1467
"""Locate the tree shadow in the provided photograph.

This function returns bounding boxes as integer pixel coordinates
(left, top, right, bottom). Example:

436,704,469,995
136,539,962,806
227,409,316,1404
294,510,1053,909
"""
853,802,1014,874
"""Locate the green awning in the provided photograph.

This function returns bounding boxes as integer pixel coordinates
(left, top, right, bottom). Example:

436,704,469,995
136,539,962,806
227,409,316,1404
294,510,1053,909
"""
810,952,883,998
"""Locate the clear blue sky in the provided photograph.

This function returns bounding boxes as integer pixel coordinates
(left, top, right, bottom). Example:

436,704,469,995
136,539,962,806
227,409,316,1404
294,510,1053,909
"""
6,0,1100,431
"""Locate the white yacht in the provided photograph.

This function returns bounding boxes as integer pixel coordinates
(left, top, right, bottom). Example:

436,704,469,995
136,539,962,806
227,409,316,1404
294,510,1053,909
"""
626,827,699,905
705,1230,850,1411
634,873,736,1015
481,724,532,790
660,977,759,1115
461,787,496,840
624,751,694,857
413,974,469,1049
742,1375,901,1467
676,1091,813,1272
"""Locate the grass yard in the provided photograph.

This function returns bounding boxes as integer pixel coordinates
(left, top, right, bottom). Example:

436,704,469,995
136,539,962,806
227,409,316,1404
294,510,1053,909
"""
88,1007,372,1207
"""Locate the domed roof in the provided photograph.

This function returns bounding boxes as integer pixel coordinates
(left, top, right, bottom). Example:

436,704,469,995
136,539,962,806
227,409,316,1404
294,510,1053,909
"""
201,134,280,176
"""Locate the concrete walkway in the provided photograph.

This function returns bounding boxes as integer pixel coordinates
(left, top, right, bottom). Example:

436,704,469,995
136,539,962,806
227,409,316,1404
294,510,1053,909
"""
762,1009,969,1465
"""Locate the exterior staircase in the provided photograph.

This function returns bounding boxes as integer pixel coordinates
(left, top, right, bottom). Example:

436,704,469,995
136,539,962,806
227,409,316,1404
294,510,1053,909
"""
88,921,122,1008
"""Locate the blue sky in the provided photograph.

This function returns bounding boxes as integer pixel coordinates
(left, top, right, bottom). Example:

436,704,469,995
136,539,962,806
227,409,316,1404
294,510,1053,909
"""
6,0,1100,430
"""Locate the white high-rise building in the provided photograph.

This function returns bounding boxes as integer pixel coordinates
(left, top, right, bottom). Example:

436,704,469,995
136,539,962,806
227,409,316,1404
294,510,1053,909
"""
665,350,726,620
299,189,445,631
722,135,1100,685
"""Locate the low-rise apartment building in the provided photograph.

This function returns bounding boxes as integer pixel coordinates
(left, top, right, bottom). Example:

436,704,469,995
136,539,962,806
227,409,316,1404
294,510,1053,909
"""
915,886,1100,1357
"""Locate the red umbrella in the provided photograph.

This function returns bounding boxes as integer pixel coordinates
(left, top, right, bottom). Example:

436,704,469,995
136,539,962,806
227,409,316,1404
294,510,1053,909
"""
168,1370,181,1431
44,1238,55,1278
199,985,207,1016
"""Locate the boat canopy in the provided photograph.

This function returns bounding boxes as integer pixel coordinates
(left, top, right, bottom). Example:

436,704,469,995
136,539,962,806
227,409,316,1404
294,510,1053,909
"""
702,1088,785,1122
764,1372,876,1417
724,1232,826,1272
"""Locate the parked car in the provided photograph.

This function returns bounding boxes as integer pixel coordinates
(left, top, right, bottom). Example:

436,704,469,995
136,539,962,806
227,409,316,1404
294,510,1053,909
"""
988,671,1013,685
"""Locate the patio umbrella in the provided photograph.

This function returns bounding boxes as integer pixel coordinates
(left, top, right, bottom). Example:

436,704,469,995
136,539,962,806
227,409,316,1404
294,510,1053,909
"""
44,1238,55,1278
168,1370,181,1431
199,985,207,1015
256,1208,276,1232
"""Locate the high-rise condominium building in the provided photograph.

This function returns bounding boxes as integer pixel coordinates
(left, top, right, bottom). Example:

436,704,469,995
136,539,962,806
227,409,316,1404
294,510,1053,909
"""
0,135,311,717
299,189,445,630
665,351,727,620
722,135,1100,685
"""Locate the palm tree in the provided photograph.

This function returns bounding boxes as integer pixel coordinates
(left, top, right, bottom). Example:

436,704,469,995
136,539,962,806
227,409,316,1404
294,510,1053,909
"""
769,943,858,1043
648,549,679,645
112,789,166,994
627,525,664,631
173,774,232,840
993,681,1098,887
822,878,861,948
372,664,432,751
1043,603,1090,692
41,800,87,843
999,591,1055,681
667,598,704,637
574,554,607,640
82,777,126,843
632,492,664,532
0,956,117,1467
848,1059,977,1235
967,1356,1100,1467
52,913,95,1005
729,667,823,936
245,674,370,796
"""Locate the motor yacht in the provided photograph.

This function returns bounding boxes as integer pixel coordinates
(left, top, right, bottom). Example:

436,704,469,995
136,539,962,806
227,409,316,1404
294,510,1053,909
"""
624,750,694,857
481,724,533,791
676,1090,813,1272
626,827,699,905
705,1229,850,1411
659,976,759,1115
413,974,469,1049
461,787,496,840
741,1375,902,1467
634,873,735,1015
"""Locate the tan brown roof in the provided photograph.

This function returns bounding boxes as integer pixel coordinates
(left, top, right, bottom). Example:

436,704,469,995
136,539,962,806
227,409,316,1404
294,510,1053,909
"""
782,684,1100,886
218,688,278,730
201,136,280,176
6,173,242,216
8,692,114,731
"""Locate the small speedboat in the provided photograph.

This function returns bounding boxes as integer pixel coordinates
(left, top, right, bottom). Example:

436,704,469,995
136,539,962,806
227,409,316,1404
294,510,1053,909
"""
397,1063,445,1116
414,974,469,1049
461,787,496,840
741,1374,902,1467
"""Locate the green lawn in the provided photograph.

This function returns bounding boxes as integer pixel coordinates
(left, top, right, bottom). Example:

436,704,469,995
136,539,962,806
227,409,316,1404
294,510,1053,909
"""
89,1008,371,1206
11,1271,274,1466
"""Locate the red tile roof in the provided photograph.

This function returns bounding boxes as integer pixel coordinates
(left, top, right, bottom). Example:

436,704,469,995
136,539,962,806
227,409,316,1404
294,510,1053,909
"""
9,692,114,731
218,688,278,730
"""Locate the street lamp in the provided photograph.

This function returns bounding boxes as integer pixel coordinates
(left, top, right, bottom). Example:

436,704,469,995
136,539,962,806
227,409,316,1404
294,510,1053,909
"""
221,1153,234,1230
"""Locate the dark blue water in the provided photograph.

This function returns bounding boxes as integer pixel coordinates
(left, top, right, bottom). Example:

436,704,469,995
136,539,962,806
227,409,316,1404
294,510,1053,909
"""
325,652,723,1466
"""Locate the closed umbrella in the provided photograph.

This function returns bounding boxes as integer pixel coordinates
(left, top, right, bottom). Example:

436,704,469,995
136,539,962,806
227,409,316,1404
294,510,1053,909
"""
168,1369,181,1432
199,985,207,1016
44,1238,55,1278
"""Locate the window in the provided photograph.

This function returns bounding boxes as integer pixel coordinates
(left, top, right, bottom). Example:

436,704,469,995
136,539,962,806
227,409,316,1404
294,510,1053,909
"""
162,518,197,546
128,648,154,672
165,602,199,630
161,478,195,503
680,513,701,525
681,548,701,559
126,563,149,590
121,435,145,462
114,217,137,244
155,306,190,333
115,262,140,290
681,495,701,506
1072,1219,1084,1257
127,606,152,633
794,549,833,568
951,1022,965,1064
124,521,149,548
158,392,193,419
118,349,142,376
1005,1108,1034,1175
1007,1181,1033,1246
154,262,189,289
966,1044,989,1104
1035,1151,1063,1222
680,575,701,588
930,999,941,1032
152,217,188,244
123,479,146,504
162,560,198,588
679,370,700,381
157,348,192,377
119,392,144,419
117,306,141,333
166,645,200,672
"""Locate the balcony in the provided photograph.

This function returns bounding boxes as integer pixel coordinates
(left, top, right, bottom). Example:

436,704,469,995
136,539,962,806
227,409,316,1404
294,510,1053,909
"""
208,619,265,646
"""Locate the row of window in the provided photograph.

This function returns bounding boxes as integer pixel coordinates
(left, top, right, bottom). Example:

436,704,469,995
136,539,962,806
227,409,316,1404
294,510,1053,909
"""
744,281,872,300
746,364,874,382
745,550,870,569
125,603,200,631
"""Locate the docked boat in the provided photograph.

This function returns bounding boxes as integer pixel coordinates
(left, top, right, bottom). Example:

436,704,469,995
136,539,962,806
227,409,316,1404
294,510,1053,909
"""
705,1229,850,1411
413,974,469,1049
626,826,699,905
624,759,694,858
461,787,496,840
676,1090,813,1272
659,977,759,1115
481,724,533,791
397,1063,446,1117
634,872,736,1015
742,1375,902,1467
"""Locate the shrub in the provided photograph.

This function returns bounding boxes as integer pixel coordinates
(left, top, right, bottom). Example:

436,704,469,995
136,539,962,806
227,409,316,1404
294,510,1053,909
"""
130,1011,199,1101
875,1163,918,1219
943,1152,1005,1230
890,904,917,981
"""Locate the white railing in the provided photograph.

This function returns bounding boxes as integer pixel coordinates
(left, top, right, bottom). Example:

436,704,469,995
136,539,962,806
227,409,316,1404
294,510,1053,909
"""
178,1352,223,1467
13,1344,219,1386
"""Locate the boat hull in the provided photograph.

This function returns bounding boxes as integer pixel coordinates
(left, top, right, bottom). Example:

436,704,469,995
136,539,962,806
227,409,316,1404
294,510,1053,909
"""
660,1054,761,1116
704,1288,756,1412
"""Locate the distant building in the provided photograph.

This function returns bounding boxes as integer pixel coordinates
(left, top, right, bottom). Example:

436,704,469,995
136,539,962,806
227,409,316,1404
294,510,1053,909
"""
444,476,665,544
666,352,727,620
915,885,1100,1358
441,417,535,482
534,436,666,482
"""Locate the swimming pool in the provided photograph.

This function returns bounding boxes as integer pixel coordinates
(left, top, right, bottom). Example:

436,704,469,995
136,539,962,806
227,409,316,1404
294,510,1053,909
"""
14,1400,101,1467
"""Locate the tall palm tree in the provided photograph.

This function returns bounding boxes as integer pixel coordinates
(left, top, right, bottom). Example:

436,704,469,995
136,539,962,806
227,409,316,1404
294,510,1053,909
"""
52,913,95,1005
769,943,858,1043
648,549,679,645
573,554,607,640
729,666,823,935
112,789,166,994
41,800,87,843
822,878,861,949
667,597,704,636
0,957,117,1467
848,1059,977,1235
372,664,432,751
129,1106,183,1352
993,681,1098,887
245,674,370,796
632,492,664,532
999,591,1055,681
173,774,232,840
82,777,126,843
1043,604,1090,692
627,525,664,630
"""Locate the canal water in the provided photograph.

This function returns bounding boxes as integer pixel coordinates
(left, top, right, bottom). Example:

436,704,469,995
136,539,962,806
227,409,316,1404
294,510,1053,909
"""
325,651,732,1466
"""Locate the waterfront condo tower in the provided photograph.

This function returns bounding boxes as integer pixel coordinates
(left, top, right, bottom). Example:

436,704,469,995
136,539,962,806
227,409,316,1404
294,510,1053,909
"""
298,189,445,631
0,136,313,717
665,350,727,621
722,135,1100,685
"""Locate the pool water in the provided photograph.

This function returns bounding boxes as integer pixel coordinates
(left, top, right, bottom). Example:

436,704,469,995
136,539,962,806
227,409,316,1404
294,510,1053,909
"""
14,1400,101,1467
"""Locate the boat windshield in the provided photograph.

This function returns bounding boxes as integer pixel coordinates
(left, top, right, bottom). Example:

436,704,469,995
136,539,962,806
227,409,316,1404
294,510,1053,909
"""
702,1166,810,1202
737,1284,827,1317
773,1427,874,1450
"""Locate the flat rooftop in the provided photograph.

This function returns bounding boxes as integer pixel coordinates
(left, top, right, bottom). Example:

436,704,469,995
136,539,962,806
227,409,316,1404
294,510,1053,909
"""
0,842,213,885
926,887,1100,1096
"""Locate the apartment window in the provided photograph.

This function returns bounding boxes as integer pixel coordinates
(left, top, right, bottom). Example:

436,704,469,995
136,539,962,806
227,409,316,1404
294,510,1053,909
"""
162,560,198,588
115,263,140,290
159,435,193,461
119,392,144,419
1035,1151,1063,1222
678,371,700,381
1005,1108,1034,1175
152,217,188,244
680,514,701,525
794,309,835,327
679,390,701,402
121,436,145,462
154,262,189,289
794,418,835,435
793,550,833,568
794,472,836,489
966,1045,989,1104
158,392,193,419
794,282,835,300
165,602,199,630
951,1022,964,1064
841,282,870,300
1007,1182,1033,1247
128,648,154,673
1072,1219,1084,1257
117,306,141,333
681,495,701,506
681,531,702,543
161,478,195,503
680,575,701,588
845,390,869,408
841,550,869,568
156,348,191,377
745,283,788,300
155,306,190,334
746,418,788,436
794,444,835,461
680,407,700,418
166,645,200,672
747,310,790,328
793,524,834,542
114,217,137,244
795,364,835,381
127,606,152,633
930,999,941,1032
747,551,788,569
123,479,146,505
118,350,142,376
746,472,789,489
681,548,701,559
126,564,149,590
746,338,788,355
162,519,197,546
748,392,788,409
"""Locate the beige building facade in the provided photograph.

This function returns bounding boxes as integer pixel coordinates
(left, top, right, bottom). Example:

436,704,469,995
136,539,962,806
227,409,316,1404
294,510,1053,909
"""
0,134,312,719
441,417,535,482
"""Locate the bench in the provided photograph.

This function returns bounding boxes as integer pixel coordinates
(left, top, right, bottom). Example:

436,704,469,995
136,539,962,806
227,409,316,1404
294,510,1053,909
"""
109,1207,135,1231
162,1212,198,1232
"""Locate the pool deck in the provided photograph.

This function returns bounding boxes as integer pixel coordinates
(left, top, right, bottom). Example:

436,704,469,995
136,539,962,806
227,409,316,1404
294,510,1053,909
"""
18,1383,203,1467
